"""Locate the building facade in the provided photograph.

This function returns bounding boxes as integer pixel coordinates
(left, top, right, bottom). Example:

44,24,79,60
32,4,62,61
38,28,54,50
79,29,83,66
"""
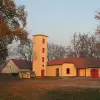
32,34,48,77
2,33,100,78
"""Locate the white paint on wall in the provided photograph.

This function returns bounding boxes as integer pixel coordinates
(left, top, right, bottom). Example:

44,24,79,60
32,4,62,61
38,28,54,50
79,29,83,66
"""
2,60,19,73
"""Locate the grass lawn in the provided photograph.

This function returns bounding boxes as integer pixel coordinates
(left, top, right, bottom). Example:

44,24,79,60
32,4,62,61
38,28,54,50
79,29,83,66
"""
0,93,24,100
43,88,100,100
0,79,100,100
0,84,24,100
1,87,100,100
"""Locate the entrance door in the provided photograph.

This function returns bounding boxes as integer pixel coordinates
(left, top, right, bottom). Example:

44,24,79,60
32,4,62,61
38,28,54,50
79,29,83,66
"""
41,69,44,77
56,68,59,77
91,69,98,78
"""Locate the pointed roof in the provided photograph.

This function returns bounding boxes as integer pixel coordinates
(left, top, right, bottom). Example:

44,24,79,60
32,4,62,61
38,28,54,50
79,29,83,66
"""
33,34,48,37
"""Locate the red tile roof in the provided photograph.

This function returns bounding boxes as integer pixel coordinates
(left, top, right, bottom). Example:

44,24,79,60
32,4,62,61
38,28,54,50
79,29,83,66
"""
11,59,32,69
9,58,100,69
47,58,100,68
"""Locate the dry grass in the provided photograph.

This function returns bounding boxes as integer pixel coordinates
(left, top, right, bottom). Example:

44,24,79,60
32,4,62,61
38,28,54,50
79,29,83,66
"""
0,78,100,100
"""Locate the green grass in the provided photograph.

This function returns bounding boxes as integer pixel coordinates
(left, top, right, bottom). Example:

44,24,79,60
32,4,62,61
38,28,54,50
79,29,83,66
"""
42,88,100,100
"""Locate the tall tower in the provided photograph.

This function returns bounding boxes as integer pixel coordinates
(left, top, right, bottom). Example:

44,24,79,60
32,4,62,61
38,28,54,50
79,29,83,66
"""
32,34,48,77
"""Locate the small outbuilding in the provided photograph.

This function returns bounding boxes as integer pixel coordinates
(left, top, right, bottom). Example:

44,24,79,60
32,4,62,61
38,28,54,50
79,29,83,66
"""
2,59,32,78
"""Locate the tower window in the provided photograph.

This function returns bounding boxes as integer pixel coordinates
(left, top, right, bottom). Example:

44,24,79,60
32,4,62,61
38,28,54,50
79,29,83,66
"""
42,38,45,44
42,48,45,53
42,57,44,62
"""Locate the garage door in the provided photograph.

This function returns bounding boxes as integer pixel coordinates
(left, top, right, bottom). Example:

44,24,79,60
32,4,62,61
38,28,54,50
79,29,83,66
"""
91,69,98,78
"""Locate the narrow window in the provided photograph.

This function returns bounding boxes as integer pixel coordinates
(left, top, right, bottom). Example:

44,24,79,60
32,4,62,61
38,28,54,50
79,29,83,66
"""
42,48,45,53
42,38,45,44
66,68,70,74
42,57,44,62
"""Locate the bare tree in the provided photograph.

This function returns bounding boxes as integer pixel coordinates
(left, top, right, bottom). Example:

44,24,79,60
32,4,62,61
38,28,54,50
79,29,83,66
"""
95,11,100,35
47,43,67,60
66,33,99,58
17,39,33,61
94,10,100,55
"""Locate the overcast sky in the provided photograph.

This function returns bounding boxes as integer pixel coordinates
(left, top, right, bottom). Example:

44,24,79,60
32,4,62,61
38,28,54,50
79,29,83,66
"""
16,0,100,46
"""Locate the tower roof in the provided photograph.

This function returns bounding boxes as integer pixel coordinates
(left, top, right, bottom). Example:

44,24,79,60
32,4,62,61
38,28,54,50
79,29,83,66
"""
33,34,48,37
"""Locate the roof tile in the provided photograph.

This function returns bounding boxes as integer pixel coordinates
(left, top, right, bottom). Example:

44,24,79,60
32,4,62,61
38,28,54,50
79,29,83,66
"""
47,58,100,68
11,59,32,69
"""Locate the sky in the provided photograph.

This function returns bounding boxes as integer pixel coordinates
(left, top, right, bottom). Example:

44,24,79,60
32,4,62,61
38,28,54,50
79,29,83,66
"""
16,0,100,46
